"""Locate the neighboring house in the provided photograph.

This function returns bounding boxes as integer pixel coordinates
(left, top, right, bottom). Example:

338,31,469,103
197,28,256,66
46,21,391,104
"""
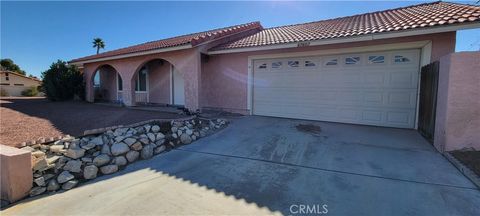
70,1,480,152
0,71,42,97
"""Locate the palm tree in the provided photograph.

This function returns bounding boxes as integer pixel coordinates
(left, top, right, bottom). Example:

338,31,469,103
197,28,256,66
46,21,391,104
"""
92,38,105,54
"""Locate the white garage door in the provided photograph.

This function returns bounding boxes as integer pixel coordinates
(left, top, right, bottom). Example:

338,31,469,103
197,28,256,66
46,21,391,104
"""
253,49,420,128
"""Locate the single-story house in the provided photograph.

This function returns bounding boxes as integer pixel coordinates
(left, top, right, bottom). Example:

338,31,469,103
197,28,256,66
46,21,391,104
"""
0,70,42,97
70,1,480,152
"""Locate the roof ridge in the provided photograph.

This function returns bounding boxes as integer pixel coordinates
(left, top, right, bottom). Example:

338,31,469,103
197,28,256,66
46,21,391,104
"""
71,21,262,62
263,1,445,30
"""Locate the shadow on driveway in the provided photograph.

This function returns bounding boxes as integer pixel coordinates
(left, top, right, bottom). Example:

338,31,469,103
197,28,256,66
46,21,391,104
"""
2,116,480,215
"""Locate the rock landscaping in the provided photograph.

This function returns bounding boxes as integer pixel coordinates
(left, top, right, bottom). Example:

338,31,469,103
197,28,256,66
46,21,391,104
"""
20,117,228,197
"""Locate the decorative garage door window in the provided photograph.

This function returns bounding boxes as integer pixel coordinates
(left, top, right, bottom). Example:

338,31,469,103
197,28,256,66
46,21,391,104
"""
345,56,360,65
258,63,267,69
305,60,316,67
394,55,411,63
368,55,385,64
288,61,300,67
325,58,338,66
272,61,283,69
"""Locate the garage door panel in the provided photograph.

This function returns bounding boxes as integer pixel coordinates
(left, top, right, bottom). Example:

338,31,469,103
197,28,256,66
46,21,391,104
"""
253,49,420,128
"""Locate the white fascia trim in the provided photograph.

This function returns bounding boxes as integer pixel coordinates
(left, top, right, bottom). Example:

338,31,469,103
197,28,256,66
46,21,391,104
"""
209,22,480,55
70,44,192,66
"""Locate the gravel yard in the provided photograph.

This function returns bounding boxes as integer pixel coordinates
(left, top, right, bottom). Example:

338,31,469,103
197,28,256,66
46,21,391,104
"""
0,97,184,147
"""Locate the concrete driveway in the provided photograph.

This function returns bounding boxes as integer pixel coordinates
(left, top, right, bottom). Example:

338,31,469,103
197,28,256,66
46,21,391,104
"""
3,116,479,215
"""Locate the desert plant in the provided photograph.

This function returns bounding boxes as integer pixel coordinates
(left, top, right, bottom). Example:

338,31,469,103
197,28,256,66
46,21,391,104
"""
21,86,39,97
41,60,85,101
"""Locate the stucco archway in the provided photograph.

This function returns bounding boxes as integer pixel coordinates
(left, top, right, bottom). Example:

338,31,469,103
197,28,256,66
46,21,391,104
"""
89,64,122,103
129,58,185,106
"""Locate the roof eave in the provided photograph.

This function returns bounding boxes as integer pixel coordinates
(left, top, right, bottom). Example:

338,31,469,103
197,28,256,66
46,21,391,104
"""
208,22,480,55
69,44,193,67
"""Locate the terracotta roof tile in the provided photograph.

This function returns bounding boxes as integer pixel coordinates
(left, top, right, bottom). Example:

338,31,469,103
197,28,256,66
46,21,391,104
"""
70,22,262,63
211,1,480,51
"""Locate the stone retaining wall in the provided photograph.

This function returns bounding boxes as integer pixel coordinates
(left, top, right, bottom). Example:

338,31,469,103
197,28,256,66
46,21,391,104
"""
17,117,228,199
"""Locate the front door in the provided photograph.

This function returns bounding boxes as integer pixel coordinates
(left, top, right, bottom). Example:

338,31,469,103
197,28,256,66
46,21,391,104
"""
172,66,185,106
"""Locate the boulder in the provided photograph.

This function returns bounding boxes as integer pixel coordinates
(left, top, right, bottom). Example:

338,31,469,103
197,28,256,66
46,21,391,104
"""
83,165,98,180
46,155,60,164
30,187,46,197
123,137,137,146
90,136,104,145
32,156,49,171
93,154,110,166
151,125,160,133
131,142,143,151
81,142,96,150
65,148,85,159
154,145,166,154
61,180,78,190
49,145,65,153
139,138,150,145
100,165,118,175
63,160,82,173
172,133,178,139
47,179,60,191
57,171,74,184
180,133,192,144
81,157,93,163
177,130,183,136
32,151,45,158
144,125,151,133
147,133,156,142
34,177,45,186
141,144,154,160
171,127,178,133
186,129,193,135
192,135,197,141
155,139,165,146
126,151,139,163
101,143,111,155
111,143,129,156
114,136,126,143
21,146,35,152
114,156,128,166
156,133,165,140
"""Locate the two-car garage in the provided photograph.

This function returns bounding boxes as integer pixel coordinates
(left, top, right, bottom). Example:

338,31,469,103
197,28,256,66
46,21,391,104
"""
252,49,421,129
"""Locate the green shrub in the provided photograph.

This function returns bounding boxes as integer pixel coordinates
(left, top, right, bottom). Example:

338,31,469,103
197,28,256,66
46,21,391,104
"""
21,86,39,97
41,60,85,101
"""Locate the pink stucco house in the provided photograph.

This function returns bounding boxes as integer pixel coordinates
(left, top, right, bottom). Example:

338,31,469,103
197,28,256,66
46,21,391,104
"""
70,1,480,152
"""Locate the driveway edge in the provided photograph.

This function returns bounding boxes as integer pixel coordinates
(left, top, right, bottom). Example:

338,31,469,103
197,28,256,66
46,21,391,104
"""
444,152,480,189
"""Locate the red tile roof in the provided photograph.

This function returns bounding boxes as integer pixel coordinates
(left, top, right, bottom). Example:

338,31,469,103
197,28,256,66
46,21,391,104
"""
212,1,480,51
70,22,262,63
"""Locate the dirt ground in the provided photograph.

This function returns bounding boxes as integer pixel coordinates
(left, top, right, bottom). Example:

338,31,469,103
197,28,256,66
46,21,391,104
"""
451,151,480,177
0,97,184,147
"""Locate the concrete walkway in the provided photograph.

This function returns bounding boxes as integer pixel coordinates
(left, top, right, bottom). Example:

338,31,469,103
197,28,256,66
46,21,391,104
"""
2,116,479,215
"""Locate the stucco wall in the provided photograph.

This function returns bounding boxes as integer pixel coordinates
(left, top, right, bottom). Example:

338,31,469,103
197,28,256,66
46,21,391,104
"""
83,48,201,110
0,72,42,97
202,32,456,113
434,51,480,152
148,60,171,104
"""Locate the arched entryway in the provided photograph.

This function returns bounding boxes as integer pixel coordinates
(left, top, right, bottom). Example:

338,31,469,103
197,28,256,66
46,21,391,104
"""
91,64,122,103
131,59,185,106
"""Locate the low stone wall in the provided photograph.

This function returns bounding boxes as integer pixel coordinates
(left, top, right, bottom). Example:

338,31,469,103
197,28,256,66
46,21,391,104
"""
18,117,228,198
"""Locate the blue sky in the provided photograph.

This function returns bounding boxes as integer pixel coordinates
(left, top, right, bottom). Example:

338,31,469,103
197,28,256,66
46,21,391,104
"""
1,1,479,78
